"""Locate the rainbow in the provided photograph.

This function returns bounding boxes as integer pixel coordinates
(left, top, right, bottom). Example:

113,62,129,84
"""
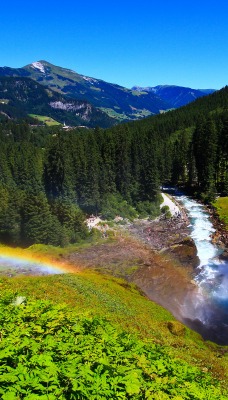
0,246,78,276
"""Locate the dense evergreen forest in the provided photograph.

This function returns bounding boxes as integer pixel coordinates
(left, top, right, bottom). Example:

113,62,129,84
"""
0,86,227,247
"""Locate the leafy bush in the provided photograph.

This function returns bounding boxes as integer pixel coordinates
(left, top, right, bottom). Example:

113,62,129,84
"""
136,200,161,219
161,205,169,214
101,193,138,220
161,205,172,219
101,194,162,221
0,294,225,399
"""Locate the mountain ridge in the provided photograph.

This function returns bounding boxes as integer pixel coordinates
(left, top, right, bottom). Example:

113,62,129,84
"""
131,84,216,108
0,60,216,123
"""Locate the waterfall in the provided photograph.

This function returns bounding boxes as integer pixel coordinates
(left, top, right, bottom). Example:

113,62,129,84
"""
174,193,228,344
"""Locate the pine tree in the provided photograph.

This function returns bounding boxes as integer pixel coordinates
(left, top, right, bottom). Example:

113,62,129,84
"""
22,192,61,246
52,198,87,244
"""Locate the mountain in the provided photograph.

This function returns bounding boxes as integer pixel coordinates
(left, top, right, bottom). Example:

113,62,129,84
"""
0,61,172,122
0,61,216,124
131,85,216,108
0,76,115,128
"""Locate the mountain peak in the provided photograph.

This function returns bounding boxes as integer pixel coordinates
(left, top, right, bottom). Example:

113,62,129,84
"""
30,61,46,73
24,60,81,78
24,60,57,69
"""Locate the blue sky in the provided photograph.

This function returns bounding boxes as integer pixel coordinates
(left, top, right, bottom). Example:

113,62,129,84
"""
0,0,227,89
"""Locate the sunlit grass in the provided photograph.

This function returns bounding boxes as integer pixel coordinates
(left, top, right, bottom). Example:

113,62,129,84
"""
29,114,61,126
0,270,227,388
0,236,228,389
213,197,228,228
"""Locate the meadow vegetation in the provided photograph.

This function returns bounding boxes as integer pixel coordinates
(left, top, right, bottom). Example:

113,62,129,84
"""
213,197,228,228
0,270,228,398
28,114,61,126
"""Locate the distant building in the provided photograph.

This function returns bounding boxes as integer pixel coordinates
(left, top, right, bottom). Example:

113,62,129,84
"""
62,122,72,131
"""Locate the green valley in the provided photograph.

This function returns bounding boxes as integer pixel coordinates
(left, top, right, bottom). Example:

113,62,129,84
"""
0,79,227,399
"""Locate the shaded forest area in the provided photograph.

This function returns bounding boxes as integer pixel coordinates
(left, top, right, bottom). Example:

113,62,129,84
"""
0,86,227,246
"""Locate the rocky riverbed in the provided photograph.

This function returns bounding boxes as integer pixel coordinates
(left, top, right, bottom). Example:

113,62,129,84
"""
66,196,227,344
65,203,202,326
126,215,199,269
207,206,228,259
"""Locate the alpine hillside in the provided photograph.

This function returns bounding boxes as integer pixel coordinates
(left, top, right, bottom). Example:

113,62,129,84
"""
0,60,215,123
0,77,115,128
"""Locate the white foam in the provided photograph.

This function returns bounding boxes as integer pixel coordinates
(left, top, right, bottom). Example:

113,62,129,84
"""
176,195,219,265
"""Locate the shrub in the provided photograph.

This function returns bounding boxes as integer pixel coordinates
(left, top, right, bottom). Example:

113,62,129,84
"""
161,205,172,219
101,193,137,221
136,200,161,219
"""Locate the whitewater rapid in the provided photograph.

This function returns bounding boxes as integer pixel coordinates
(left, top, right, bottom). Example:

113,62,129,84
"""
174,193,228,344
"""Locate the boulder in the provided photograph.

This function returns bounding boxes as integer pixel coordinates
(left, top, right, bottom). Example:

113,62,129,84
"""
167,321,186,336
164,237,200,268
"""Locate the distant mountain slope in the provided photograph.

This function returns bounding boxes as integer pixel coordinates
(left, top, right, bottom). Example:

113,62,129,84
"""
0,60,216,122
0,77,115,128
0,61,171,122
127,85,228,138
132,85,216,108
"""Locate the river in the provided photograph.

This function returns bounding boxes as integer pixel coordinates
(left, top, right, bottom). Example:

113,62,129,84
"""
0,191,227,344
173,191,228,345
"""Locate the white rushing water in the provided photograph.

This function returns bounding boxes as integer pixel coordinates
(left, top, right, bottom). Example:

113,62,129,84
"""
179,196,218,266
174,192,228,344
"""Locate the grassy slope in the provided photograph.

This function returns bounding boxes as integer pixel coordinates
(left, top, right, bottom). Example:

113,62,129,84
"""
1,291,225,399
1,240,228,391
28,114,61,126
213,197,228,228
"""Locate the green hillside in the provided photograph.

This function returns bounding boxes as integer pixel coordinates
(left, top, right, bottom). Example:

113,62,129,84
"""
0,77,115,128
28,114,61,126
0,267,227,398
213,197,228,228
0,71,227,398
0,61,171,122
